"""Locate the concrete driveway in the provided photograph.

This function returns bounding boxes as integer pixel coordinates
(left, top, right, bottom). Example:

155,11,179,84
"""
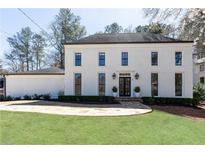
0,100,152,116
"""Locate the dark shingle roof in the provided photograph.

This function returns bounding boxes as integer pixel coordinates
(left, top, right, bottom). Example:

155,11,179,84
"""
66,33,193,44
6,67,64,75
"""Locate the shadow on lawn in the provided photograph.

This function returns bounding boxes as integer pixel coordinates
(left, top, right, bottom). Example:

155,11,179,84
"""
151,104,205,122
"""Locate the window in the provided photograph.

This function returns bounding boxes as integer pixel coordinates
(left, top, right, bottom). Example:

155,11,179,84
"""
99,73,105,96
175,73,182,96
0,78,3,89
151,73,158,96
200,77,205,84
74,73,81,96
75,53,81,66
175,52,182,66
151,52,158,66
200,64,204,72
122,52,128,66
99,52,105,66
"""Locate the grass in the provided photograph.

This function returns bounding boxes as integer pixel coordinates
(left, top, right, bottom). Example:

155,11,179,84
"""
0,110,205,144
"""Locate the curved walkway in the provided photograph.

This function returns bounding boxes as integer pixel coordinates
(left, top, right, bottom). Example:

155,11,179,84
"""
0,100,152,116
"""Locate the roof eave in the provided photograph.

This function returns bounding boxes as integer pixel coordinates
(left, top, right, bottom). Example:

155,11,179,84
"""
64,41,193,45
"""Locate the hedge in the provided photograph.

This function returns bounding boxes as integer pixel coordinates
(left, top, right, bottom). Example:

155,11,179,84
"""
58,96,116,104
142,97,193,106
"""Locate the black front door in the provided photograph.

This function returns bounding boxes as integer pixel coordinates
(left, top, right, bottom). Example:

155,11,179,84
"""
119,77,131,96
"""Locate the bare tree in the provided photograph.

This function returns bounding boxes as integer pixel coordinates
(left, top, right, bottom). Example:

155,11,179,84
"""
48,9,86,68
143,8,205,52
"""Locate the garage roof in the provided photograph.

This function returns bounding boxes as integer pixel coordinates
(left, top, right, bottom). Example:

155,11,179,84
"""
65,33,193,45
6,67,64,75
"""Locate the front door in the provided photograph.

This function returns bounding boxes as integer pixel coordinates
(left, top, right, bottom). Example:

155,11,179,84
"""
119,77,131,96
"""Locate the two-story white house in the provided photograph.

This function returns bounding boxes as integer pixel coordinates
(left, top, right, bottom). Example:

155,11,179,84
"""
64,33,193,98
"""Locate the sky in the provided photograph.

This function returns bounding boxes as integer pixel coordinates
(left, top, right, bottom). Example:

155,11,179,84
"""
0,8,150,61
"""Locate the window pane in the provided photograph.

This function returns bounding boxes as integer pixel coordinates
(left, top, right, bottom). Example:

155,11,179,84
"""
0,79,3,88
151,52,158,66
200,64,204,72
175,73,182,96
200,77,204,84
99,52,105,66
99,73,105,96
122,52,128,66
175,52,182,66
151,73,158,96
75,53,81,66
75,73,81,96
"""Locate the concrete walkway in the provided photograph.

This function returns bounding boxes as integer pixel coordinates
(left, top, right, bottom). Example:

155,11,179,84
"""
0,100,152,116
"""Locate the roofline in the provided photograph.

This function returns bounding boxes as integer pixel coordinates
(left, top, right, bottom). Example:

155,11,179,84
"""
64,41,193,45
5,73,65,75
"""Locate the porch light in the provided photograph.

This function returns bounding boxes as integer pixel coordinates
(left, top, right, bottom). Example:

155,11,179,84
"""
135,73,139,80
112,73,117,79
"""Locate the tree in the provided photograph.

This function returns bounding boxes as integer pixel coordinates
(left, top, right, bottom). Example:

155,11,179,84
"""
193,82,205,106
32,33,46,70
48,9,86,68
134,23,176,38
124,25,135,33
6,27,47,72
6,27,33,71
104,22,123,33
143,8,205,52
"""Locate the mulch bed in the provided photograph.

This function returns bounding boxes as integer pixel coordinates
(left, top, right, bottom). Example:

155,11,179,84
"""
150,104,205,122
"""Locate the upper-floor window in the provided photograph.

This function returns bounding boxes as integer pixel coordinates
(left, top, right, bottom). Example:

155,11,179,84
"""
99,52,105,66
121,52,128,66
151,52,158,66
200,64,204,72
175,52,182,66
75,53,81,66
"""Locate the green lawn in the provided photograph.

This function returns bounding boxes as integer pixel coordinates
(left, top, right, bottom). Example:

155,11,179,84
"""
0,110,205,144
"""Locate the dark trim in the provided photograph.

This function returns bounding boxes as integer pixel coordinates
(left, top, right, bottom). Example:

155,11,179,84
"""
64,41,193,45
5,73,64,75
4,75,6,97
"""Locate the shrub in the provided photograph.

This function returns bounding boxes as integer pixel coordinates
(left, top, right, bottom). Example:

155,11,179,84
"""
0,95,5,101
112,86,118,93
134,86,140,93
58,90,64,96
5,96,13,101
142,97,193,106
43,94,50,100
33,94,41,100
14,97,21,100
193,82,205,106
23,95,31,100
58,96,115,104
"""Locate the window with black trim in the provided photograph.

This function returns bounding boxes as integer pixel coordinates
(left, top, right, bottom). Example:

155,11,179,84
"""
99,52,105,66
175,73,182,96
75,53,81,66
99,73,105,96
175,52,182,66
200,77,204,84
75,73,81,96
151,52,158,66
121,52,128,66
151,73,158,96
200,64,204,72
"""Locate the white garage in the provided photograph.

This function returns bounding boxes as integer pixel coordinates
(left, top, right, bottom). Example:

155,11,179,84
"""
5,67,64,99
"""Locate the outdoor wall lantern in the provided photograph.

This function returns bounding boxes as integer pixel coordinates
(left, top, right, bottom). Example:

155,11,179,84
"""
112,73,117,80
135,73,139,80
